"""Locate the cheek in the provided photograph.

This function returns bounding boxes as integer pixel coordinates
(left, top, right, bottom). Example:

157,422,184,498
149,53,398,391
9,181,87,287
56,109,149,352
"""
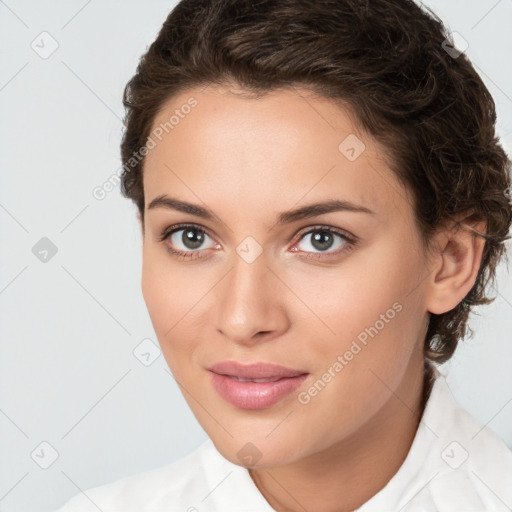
294,250,413,336
141,248,202,367
301,235,426,369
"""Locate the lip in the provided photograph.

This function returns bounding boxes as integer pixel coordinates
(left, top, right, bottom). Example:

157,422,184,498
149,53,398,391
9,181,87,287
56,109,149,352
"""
208,361,309,410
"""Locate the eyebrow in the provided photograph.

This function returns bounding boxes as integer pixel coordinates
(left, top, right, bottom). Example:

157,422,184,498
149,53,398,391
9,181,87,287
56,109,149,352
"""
147,195,375,225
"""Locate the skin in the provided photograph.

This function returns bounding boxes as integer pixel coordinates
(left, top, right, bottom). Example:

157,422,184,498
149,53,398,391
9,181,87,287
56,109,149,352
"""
140,84,485,512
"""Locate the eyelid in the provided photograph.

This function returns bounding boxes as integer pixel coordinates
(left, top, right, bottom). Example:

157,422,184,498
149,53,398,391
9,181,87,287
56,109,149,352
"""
159,222,356,244
157,222,216,243
294,224,357,244
289,225,357,260
158,222,358,259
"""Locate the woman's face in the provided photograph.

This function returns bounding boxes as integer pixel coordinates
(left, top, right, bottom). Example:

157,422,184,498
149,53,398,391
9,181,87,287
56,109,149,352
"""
141,84,432,467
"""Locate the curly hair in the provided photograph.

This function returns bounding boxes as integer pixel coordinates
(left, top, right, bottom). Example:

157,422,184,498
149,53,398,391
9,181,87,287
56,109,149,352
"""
119,0,511,364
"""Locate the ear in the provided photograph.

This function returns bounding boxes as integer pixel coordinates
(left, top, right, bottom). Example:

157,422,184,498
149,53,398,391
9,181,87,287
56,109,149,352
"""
425,214,486,315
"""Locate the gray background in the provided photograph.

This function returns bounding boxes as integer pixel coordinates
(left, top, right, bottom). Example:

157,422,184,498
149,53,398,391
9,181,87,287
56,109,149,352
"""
1,1,511,511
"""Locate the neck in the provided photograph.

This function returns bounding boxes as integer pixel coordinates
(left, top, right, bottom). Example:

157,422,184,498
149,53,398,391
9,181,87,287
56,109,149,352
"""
249,357,434,512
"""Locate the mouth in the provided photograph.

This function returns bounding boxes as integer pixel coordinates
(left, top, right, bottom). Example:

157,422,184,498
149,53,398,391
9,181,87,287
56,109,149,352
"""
228,376,283,383
208,361,309,409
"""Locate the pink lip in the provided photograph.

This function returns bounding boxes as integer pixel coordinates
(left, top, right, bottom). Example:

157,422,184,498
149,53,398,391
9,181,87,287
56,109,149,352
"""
208,361,309,410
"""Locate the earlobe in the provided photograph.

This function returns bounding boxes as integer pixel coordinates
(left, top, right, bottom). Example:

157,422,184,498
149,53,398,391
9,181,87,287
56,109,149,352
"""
425,216,486,315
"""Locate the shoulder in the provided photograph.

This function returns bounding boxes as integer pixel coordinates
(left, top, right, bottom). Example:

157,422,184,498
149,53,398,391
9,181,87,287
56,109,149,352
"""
416,372,512,511
427,385,512,511
359,370,512,512
54,439,216,511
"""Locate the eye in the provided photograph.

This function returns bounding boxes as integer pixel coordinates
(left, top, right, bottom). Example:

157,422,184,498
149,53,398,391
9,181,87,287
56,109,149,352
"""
158,223,357,261
292,226,355,259
158,223,218,260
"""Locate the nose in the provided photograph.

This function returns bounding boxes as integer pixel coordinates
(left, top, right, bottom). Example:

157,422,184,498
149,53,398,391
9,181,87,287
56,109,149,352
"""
213,249,290,347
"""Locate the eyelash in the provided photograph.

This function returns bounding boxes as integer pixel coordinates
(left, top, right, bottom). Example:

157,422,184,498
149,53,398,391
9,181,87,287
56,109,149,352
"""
157,223,358,261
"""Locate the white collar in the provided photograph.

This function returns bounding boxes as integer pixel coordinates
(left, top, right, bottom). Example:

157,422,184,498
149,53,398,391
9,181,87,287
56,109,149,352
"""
197,367,512,511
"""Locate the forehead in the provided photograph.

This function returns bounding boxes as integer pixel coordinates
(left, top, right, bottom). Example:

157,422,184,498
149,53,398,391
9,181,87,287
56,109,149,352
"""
143,85,409,220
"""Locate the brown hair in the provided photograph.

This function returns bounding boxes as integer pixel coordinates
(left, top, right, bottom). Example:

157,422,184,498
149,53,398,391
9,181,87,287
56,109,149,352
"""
120,0,511,364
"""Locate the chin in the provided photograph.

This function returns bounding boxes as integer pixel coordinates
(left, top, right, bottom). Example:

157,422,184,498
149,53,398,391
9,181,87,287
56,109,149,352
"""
209,432,306,469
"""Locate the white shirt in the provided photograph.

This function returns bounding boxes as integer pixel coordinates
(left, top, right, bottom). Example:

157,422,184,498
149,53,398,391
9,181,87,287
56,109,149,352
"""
55,368,512,511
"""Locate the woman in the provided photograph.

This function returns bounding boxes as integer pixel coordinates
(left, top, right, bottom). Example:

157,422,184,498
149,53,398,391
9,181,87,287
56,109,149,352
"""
56,0,512,510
